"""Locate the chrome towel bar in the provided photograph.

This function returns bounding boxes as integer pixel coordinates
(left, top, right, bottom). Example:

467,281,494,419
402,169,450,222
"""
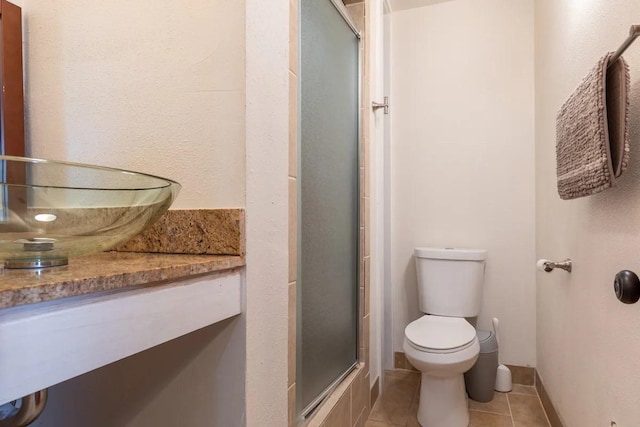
609,24,640,67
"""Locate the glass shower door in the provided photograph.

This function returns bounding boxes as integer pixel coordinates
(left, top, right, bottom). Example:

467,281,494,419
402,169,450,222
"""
298,0,360,420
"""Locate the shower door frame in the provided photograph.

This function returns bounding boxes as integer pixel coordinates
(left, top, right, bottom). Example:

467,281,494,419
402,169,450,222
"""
297,0,362,422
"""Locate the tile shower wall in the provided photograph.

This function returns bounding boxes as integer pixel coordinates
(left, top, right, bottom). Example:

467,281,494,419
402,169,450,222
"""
290,1,373,426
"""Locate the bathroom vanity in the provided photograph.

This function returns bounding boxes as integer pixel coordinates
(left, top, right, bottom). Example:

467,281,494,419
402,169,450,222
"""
0,252,244,406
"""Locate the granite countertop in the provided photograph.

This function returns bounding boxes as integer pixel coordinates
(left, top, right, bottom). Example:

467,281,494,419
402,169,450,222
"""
0,252,245,310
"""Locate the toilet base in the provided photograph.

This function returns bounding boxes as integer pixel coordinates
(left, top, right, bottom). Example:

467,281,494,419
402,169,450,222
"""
417,372,469,427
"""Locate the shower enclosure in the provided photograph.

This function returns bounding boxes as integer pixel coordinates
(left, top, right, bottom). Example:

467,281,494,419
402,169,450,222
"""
297,0,361,421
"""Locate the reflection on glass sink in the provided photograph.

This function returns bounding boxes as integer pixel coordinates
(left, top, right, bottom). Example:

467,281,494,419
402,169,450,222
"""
0,155,181,268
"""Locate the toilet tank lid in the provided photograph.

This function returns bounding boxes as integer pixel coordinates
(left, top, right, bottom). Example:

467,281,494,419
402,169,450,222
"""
414,247,487,261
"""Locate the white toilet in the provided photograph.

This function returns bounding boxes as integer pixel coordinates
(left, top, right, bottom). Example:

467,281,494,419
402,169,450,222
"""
403,247,487,427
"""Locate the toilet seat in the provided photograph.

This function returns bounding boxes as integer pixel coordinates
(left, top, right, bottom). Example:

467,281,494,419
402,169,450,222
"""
405,315,476,354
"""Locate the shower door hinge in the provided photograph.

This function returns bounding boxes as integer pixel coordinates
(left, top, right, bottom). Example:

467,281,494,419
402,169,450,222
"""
372,96,389,114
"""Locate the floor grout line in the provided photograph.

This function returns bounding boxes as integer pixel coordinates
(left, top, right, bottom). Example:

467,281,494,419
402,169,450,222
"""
469,408,513,416
505,392,516,427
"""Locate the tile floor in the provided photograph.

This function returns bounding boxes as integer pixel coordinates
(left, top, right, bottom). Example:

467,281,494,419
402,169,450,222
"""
365,370,551,427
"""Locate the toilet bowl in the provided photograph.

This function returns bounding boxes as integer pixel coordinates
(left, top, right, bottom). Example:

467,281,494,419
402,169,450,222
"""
403,315,480,427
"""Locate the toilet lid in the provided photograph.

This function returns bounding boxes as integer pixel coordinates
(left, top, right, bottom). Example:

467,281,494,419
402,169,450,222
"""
405,315,476,351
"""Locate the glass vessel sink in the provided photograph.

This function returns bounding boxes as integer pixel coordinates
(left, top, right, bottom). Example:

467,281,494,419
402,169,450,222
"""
0,155,181,268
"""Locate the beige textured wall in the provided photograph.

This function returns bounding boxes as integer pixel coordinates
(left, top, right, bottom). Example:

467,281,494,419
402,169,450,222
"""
20,0,245,209
288,0,298,424
390,0,536,366
20,1,248,426
32,317,245,427
535,1,640,425
244,0,290,425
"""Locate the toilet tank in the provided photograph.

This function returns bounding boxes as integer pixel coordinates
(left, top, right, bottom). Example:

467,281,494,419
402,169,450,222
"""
414,247,487,317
